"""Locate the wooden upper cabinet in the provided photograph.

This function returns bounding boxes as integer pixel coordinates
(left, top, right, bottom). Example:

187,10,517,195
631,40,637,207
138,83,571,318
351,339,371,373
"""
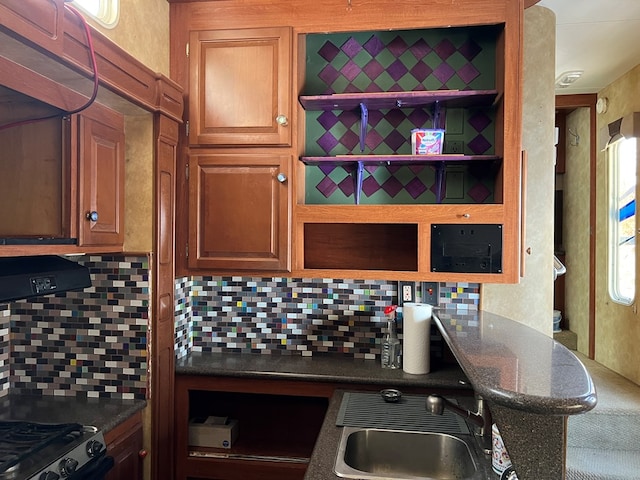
188,152,290,271
77,103,125,248
188,27,292,146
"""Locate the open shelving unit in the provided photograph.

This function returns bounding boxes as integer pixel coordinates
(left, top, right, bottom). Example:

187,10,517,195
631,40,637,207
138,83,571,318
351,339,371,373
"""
293,22,522,283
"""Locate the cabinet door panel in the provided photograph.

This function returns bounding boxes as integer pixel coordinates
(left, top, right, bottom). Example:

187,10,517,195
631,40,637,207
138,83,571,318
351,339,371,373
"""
105,414,144,480
189,153,290,271
78,104,125,247
189,27,291,146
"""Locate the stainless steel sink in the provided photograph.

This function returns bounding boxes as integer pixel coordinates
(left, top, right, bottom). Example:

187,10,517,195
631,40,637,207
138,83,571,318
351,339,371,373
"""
334,427,478,480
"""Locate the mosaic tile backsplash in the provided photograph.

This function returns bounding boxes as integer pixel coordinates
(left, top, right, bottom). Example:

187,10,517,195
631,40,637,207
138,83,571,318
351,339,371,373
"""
1,255,149,400
303,27,498,205
0,305,9,394
175,277,479,359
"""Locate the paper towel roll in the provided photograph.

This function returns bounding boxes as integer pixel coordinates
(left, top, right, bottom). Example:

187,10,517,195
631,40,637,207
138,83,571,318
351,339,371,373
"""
402,303,432,374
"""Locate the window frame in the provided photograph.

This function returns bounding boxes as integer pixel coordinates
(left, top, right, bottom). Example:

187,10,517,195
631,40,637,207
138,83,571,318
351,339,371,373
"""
71,0,120,29
607,135,637,306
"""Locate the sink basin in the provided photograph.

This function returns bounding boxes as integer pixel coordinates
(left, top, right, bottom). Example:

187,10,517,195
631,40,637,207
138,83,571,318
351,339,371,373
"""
334,427,478,480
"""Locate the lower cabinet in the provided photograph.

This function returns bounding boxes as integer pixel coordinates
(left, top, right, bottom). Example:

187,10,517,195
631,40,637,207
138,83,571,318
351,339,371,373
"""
105,412,145,480
175,376,334,480
174,375,468,480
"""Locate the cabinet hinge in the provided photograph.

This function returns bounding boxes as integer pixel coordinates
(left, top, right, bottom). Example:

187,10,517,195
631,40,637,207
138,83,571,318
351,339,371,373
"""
185,120,189,137
186,243,189,259
185,163,189,181
186,42,189,58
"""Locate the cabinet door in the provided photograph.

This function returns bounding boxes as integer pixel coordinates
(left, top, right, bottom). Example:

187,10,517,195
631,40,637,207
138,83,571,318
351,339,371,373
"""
189,27,291,146
105,414,145,480
188,152,290,271
78,103,125,247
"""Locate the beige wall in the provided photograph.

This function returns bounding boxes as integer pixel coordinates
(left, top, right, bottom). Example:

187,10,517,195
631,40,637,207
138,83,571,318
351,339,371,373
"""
482,6,556,336
82,0,170,76
562,108,591,353
594,66,640,385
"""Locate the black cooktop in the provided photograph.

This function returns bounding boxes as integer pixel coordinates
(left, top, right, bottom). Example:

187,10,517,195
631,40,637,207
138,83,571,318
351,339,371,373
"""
0,421,84,476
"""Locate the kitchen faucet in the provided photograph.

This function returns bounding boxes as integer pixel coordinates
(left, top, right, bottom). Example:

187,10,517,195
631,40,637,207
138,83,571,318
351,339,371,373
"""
426,394,493,454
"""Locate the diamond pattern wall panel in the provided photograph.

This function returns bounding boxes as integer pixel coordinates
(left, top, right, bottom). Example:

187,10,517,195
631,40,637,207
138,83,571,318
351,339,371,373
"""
304,27,498,204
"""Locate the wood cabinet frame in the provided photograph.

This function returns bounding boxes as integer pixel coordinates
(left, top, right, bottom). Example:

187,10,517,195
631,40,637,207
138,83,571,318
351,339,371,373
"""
171,0,524,283
1,5,184,480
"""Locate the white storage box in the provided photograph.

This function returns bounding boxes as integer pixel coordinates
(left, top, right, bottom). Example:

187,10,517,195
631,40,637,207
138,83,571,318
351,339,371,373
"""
188,416,239,449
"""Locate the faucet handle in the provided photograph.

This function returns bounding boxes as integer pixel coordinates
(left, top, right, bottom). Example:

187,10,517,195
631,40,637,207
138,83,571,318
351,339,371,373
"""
425,394,445,415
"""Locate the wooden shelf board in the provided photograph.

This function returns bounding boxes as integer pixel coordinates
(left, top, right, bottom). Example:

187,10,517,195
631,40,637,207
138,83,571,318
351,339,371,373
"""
299,89,498,111
300,154,500,165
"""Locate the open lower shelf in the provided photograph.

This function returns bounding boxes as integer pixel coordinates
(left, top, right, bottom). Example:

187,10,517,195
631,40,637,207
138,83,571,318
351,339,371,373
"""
184,455,307,480
298,89,499,111
304,223,418,271
188,390,328,463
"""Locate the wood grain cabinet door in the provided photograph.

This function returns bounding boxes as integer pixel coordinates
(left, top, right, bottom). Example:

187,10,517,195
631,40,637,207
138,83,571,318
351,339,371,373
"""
77,103,125,247
188,27,292,146
104,413,144,480
188,152,290,271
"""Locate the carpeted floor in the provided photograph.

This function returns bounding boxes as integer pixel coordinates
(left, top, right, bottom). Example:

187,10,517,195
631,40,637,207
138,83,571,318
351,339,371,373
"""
566,353,640,480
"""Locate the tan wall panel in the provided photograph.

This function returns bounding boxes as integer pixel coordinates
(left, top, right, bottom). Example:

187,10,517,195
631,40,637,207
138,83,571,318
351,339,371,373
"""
482,6,556,334
563,107,591,354
83,0,169,76
124,114,153,252
594,65,640,386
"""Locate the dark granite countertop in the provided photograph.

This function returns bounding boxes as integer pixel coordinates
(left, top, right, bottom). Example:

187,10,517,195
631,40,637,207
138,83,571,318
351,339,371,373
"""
175,351,471,390
434,309,597,415
0,394,146,433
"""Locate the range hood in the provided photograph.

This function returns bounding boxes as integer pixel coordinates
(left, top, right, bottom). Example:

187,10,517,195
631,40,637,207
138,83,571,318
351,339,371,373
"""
0,255,92,304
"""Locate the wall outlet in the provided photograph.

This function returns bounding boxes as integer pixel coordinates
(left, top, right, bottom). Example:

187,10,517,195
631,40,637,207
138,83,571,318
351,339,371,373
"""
421,282,439,305
444,140,464,154
398,281,415,306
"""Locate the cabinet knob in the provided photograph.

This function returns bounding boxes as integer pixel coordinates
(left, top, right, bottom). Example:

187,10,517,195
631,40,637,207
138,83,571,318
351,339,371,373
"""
275,114,288,126
86,211,99,222
462,213,471,218
138,449,148,459
276,173,287,183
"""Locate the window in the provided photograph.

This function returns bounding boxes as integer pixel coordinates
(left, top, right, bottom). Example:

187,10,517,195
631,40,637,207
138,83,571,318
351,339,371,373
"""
72,0,119,28
608,136,636,305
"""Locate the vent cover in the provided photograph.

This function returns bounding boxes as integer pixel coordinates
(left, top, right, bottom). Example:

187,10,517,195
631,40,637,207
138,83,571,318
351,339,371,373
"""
336,392,470,435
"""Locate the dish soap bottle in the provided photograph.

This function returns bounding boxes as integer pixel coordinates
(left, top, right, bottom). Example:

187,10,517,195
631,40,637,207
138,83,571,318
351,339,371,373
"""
381,305,401,369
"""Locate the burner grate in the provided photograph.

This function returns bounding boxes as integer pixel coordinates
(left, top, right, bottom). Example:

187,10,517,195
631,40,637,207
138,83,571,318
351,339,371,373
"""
0,422,83,474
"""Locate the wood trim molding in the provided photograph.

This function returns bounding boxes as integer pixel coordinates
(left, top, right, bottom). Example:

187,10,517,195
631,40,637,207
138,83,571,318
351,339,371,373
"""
556,93,597,110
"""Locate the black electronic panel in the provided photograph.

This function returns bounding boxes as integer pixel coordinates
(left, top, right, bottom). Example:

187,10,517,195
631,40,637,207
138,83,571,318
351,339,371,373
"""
431,224,502,273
